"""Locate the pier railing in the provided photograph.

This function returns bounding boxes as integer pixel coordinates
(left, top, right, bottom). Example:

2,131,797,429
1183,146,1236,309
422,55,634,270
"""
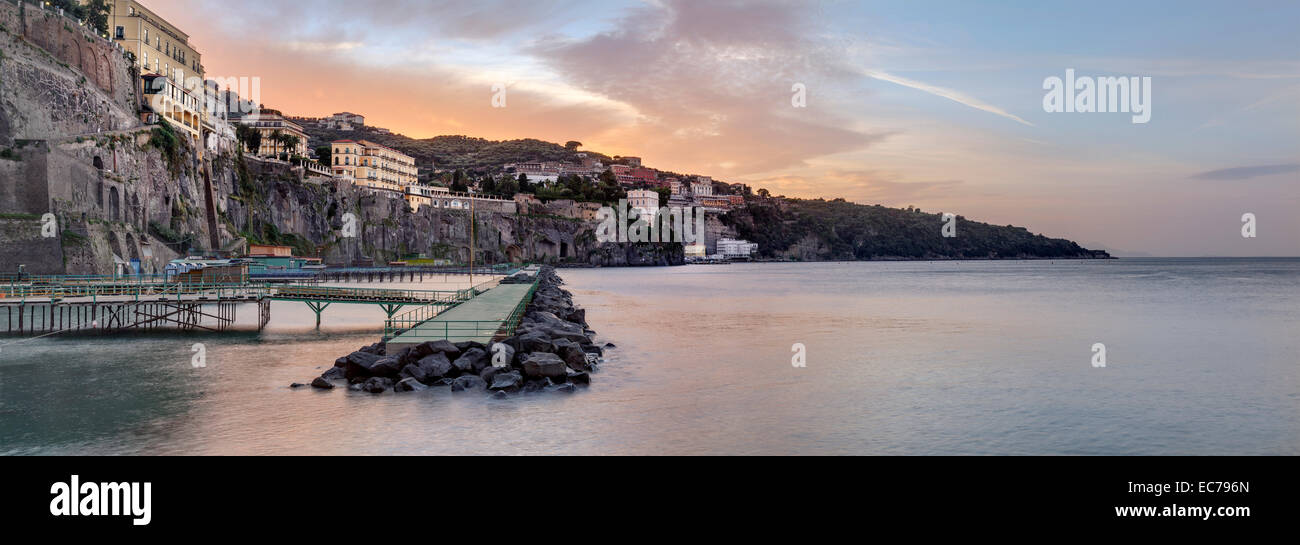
381,277,538,343
0,281,268,303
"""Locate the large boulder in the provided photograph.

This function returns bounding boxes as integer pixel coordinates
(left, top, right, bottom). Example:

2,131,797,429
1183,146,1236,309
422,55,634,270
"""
310,377,335,390
368,356,403,378
488,370,523,392
552,339,589,371
508,331,556,354
419,340,462,360
398,363,429,383
521,352,567,379
343,351,385,380
452,348,489,374
416,352,458,380
320,366,347,381
450,375,486,392
362,377,394,393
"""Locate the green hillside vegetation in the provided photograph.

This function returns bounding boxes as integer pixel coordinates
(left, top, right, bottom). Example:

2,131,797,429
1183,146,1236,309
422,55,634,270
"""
725,197,1108,260
302,125,611,172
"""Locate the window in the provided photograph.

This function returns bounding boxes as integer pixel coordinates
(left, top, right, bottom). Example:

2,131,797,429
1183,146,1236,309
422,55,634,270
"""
115,27,125,39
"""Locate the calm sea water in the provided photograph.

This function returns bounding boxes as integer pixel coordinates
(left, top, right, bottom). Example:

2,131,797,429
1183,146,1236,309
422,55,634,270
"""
1,258,1296,455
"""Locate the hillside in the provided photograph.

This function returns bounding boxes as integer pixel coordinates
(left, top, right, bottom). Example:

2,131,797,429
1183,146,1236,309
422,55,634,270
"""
725,197,1109,260
300,124,611,172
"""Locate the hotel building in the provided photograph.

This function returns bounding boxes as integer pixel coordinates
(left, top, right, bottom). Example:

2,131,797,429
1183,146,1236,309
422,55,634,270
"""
332,140,419,192
110,0,207,142
239,109,309,158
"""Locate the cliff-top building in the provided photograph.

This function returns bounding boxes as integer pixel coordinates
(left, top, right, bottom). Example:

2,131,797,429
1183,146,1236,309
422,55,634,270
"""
110,0,208,143
331,140,418,192
239,110,309,158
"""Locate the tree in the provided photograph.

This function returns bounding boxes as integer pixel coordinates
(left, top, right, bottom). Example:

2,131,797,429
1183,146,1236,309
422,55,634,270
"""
758,188,771,198
315,145,332,166
282,134,301,157
82,0,111,37
235,125,262,154
564,141,582,151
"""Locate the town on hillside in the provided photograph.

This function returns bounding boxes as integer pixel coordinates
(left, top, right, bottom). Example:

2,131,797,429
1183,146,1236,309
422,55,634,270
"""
79,0,760,265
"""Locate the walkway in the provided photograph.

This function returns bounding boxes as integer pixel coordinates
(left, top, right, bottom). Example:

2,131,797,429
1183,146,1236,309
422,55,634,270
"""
385,282,537,348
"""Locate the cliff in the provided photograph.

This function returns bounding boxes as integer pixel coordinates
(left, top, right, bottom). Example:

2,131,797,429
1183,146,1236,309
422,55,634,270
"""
724,197,1109,260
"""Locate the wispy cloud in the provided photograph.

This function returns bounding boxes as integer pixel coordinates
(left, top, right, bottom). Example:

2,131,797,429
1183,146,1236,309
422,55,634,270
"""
1191,164,1300,181
864,70,1035,126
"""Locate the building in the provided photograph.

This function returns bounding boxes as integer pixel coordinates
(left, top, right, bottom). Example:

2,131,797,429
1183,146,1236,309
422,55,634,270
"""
727,194,745,206
331,140,418,190
405,185,449,212
110,1,210,145
110,1,205,88
627,189,660,222
331,112,365,126
691,178,715,196
239,109,309,158
716,238,759,259
140,73,204,141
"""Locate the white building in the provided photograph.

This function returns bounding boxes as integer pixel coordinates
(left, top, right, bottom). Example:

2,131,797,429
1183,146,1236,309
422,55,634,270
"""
715,238,758,259
627,189,659,224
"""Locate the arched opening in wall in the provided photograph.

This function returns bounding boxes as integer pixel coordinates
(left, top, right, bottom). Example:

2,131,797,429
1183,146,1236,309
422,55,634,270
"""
505,245,522,263
93,156,104,170
109,186,121,222
560,242,569,258
481,251,495,264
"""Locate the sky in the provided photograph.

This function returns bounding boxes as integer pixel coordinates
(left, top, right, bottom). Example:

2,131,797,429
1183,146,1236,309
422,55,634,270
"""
150,0,1299,256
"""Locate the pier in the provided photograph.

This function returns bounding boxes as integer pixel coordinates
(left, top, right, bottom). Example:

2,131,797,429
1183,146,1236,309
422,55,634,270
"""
0,269,513,336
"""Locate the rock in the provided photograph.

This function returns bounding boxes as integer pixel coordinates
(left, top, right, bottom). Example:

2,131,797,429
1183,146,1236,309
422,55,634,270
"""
523,379,548,393
566,370,591,386
488,370,523,392
333,357,348,367
551,382,576,393
362,377,393,393
509,331,555,354
480,365,511,384
310,377,336,390
347,382,365,392
454,341,487,352
521,352,567,379
563,308,586,325
492,390,510,399
290,382,307,388
368,356,402,378
419,340,462,360
321,366,346,380
552,339,589,371
359,343,384,355
452,347,489,374
416,352,457,380
343,351,385,380
450,375,486,392
395,378,427,392
398,363,429,383
603,343,616,349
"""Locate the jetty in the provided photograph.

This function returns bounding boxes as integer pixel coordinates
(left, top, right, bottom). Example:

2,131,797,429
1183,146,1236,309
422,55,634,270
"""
0,269,514,336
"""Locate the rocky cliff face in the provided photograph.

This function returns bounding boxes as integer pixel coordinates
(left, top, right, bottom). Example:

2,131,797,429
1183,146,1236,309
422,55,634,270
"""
0,0,680,274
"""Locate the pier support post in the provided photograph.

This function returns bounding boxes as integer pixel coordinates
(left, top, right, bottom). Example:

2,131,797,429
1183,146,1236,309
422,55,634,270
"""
305,301,331,329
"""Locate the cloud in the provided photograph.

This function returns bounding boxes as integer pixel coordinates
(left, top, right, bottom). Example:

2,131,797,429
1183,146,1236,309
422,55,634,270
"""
864,70,1035,126
528,0,892,175
1191,164,1300,181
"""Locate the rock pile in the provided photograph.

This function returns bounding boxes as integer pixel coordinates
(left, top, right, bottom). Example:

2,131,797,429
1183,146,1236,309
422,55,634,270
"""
307,267,604,396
